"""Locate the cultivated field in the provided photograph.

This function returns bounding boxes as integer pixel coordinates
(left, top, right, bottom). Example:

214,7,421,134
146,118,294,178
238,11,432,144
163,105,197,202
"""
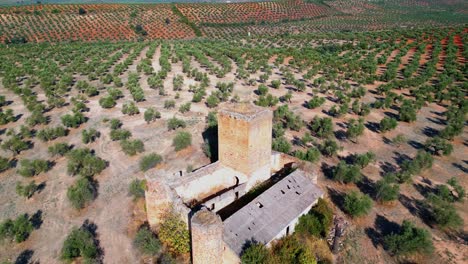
0,24,466,263
0,0,467,43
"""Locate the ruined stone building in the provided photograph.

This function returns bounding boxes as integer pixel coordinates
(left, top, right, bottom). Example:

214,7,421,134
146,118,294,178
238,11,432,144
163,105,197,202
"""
145,103,324,264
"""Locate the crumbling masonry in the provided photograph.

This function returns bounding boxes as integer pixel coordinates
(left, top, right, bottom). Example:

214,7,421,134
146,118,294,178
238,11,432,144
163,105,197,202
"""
145,103,323,264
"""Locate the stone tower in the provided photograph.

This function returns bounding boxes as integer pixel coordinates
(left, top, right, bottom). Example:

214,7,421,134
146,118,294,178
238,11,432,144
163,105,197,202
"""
218,103,273,190
191,208,223,264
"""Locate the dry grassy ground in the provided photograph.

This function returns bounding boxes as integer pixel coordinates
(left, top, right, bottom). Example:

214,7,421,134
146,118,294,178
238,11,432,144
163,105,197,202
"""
0,27,466,263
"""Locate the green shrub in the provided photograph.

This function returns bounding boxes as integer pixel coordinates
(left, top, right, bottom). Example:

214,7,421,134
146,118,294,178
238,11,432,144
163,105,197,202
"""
296,214,323,237
0,156,12,172
129,179,147,200
424,137,453,156
179,102,191,113
144,108,161,124
37,126,68,141
16,181,38,199
272,136,291,153
375,176,399,203
379,117,398,132
17,159,50,177
257,84,268,96
1,135,30,154
306,96,325,109
109,118,122,129
67,148,107,177
206,94,219,108
159,211,190,254
110,129,131,141
167,117,186,130
271,80,281,89
61,227,98,262
107,87,123,99
255,94,279,107
134,226,161,256
172,131,192,151
343,191,373,217
399,100,417,122
384,220,433,256
48,143,72,157
446,177,465,202
164,100,175,109
425,194,463,230
0,214,33,243
0,109,15,125
241,243,270,264
399,150,433,179
294,147,321,163
61,112,86,128
122,101,140,115
99,96,116,109
319,139,340,157
26,109,48,127
67,177,96,209
331,161,362,184
310,116,334,138
352,151,375,168
139,153,162,171
120,139,145,156
346,118,365,142
271,235,316,264
82,128,100,144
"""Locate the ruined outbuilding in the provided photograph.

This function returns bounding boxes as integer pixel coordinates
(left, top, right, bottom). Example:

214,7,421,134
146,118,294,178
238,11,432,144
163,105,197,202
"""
145,103,324,264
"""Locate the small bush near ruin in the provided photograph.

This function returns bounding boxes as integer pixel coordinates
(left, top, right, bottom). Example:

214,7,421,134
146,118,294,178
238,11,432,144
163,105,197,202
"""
61,227,99,262
139,153,162,172
172,131,192,151
343,191,373,217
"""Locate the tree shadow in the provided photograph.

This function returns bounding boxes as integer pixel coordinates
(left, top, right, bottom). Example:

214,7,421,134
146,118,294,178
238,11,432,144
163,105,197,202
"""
202,126,218,162
14,249,34,264
320,162,334,180
365,121,380,133
81,219,104,263
393,151,411,165
356,176,376,198
398,194,432,226
327,187,346,212
334,129,347,141
379,161,398,176
426,117,446,126
365,214,401,248
382,136,392,145
336,122,347,129
383,111,399,119
14,114,23,122
407,140,424,150
37,182,47,194
30,210,43,229
413,182,439,200
430,110,444,117
452,162,468,174
240,238,259,256
422,126,439,137
326,96,338,103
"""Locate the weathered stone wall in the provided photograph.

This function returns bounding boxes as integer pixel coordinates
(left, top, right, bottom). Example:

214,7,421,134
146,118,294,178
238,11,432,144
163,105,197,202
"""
191,209,224,264
218,107,272,177
202,183,247,212
269,195,323,244
174,172,237,202
145,177,173,228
